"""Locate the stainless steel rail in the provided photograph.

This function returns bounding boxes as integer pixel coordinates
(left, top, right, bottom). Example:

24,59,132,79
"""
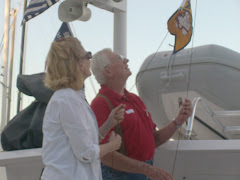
186,96,240,139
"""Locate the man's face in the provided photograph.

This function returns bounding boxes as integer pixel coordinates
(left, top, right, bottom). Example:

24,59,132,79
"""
105,51,132,82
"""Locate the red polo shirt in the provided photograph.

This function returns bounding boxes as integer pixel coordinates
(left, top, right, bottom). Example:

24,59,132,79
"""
91,85,156,161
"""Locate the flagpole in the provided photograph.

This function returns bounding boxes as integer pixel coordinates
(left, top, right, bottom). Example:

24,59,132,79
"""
7,9,16,123
16,0,28,113
1,0,11,131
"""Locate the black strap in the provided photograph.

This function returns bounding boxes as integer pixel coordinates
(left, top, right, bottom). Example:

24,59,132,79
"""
39,168,44,180
97,94,126,155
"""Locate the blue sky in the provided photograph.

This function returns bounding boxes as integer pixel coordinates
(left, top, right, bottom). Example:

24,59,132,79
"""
0,0,240,121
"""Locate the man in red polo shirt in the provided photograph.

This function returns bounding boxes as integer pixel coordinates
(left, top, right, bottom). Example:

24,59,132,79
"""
91,48,192,180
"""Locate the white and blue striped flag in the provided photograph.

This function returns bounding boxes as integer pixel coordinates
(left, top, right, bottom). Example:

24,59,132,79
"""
22,0,59,24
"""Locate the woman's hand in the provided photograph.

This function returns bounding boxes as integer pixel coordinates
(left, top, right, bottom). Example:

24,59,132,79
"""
109,131,122,151
107,104,126,128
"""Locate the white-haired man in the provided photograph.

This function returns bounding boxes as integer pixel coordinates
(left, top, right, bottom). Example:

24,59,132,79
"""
91,48,192,180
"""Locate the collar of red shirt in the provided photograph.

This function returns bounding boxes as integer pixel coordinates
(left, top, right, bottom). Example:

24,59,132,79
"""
99,85,129,101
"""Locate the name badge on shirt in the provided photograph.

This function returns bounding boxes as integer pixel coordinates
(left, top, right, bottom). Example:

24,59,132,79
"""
145,109,149,117
125,109,134,114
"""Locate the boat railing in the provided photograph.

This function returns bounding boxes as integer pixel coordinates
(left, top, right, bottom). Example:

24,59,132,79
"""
185,96,240,139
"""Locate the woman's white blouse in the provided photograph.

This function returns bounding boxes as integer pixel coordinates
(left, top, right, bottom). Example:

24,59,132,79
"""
41,88,102,180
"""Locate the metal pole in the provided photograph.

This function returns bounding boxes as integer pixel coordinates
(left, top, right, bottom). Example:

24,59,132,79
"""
113,7,127,57
113,4,127,90
1,0,11,131
16,0,27,113
186,97,201,139
7,9,16,123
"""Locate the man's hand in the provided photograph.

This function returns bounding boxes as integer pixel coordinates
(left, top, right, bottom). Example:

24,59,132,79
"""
146,166,174,180
175,98,193,125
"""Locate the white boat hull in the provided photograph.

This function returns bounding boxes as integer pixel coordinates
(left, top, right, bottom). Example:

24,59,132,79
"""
136,44,240,140
1,140,240,180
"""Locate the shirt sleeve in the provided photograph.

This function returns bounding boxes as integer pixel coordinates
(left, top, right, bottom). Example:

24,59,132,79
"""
91,97,113,144
59,96,100,163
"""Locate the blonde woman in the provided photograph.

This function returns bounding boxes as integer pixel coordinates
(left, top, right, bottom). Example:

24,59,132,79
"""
41,37,125,180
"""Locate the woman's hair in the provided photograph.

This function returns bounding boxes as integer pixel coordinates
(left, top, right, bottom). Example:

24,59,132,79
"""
44,37,85,91
91,48,112,85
